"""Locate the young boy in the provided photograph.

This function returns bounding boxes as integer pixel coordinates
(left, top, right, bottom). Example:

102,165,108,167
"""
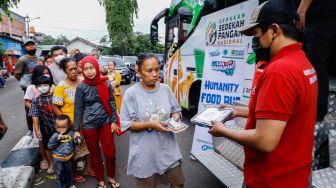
28,75,56,174
48,114,81,188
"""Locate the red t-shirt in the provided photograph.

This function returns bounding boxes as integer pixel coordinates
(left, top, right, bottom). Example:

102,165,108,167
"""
244,43,318,188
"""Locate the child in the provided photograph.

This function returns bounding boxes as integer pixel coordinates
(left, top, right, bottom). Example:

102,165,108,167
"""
28,75,56,174
24,65,55,171
48,114,81,188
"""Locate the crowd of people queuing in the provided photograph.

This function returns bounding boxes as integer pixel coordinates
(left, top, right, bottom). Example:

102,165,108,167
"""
5,0,335,187
12,36,184,188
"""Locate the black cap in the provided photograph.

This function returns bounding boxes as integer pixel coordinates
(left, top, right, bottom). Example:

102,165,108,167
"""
238,0,298,36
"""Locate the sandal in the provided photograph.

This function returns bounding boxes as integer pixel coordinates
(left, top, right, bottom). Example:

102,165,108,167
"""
73,175,86,183
108,180,120,188
40,160,49,170
84,170,95,177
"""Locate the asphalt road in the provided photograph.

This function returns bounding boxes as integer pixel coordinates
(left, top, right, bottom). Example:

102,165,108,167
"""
0,77,29,162
0,78,224,188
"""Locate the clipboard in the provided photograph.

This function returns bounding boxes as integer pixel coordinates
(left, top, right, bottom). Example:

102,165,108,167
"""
191,107,233,127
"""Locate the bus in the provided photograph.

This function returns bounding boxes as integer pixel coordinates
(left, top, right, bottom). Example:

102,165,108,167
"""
151,1,336,187
150,0,264,112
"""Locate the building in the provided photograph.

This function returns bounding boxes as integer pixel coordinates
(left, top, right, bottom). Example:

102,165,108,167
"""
33,32,45,43
0,10,25,73
0,9,25,39
65,37,100,54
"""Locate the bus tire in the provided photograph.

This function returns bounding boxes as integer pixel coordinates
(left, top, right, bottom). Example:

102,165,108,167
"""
189,81,201,115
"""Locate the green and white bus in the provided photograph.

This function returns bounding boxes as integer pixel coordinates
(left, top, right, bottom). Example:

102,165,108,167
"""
150,0,263,112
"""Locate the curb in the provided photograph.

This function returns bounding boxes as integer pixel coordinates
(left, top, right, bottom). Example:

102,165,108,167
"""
1,131,40,188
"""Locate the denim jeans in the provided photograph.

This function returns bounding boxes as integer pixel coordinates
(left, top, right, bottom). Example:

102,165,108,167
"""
0,75,5,87
53,158,73,188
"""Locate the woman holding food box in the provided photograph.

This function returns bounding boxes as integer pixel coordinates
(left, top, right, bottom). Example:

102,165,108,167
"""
120,53,185,188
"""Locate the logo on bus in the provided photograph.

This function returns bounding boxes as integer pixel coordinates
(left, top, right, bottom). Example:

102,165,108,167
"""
211,60,236,76
209,49,220,57
231,50,245,58
206,22,217,45
222,49,245,59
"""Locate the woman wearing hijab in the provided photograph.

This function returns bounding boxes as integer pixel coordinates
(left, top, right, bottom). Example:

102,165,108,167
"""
74,56,120,188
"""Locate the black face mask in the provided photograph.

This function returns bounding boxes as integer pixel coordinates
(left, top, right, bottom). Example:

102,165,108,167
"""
26,49,37,56
252,37,270,62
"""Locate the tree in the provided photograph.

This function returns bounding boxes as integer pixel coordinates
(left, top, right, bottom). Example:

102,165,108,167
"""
99,35,111,47
98,0,138,55
129,32,164,55
0,0,20,22
38,35,56,45
37,34,70,45
101,32,164,56
54,35,70,45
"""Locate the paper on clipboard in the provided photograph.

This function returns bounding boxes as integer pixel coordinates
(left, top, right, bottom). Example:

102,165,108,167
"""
191,107,233,127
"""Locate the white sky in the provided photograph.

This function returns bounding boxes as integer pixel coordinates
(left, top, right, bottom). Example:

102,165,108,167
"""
11,0,170,44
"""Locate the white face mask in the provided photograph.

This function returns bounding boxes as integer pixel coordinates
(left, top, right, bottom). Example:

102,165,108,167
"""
37,85,50,95
54,55,65,64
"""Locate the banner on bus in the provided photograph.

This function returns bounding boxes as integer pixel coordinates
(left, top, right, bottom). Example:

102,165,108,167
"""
191,45,247,153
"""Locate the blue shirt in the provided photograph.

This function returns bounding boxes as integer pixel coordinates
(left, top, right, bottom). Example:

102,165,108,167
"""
48,130,75,158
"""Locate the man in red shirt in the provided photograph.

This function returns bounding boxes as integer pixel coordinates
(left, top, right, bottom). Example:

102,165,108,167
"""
209,0,318,187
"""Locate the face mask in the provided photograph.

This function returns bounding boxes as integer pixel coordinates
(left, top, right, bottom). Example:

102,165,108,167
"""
252,37,271,62
54,55,65,64
26,49,36,56
37,85,50,95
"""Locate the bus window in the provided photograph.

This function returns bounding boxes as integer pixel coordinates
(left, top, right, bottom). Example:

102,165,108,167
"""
168,28,175,43
178,15,192,42
165,16,179,53
173,28,179,43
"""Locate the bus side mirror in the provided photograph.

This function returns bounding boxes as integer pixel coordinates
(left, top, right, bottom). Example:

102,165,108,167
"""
151,24,159,45
150,8,168,45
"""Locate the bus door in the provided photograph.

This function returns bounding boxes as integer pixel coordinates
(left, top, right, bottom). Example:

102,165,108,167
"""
165,14,192,102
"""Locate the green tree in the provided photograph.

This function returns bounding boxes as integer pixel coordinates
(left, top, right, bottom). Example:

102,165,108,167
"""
100,32,164,56
99,35,110,47
0,0,20,22
38,35,56,45
98,0,138,56
54,35,70,45
129,32,164,55
101,48,113,56
38,34,69,45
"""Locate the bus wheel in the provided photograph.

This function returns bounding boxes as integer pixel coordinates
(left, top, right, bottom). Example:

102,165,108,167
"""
189,81,201,115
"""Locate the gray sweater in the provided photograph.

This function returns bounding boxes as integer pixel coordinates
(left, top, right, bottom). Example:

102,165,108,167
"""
74,81,117,131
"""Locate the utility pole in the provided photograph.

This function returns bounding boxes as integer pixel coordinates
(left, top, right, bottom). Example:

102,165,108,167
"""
25,14,29,38
24,15,40,38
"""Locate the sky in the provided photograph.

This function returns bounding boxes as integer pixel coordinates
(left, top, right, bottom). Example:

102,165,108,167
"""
11,0,171,44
